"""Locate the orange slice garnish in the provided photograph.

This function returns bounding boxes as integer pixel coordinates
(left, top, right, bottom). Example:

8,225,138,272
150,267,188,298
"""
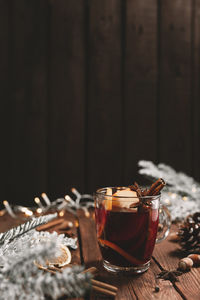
104,188,113,210
112,189,139,209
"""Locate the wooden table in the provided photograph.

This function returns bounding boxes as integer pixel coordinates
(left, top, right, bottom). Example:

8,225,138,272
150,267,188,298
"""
1,210,200,299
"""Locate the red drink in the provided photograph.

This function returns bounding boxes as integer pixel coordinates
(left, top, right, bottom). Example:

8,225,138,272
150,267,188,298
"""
95,185,170,274
95,205,159,268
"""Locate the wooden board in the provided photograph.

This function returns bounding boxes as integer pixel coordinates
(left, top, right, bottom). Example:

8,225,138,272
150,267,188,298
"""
154,225,200,300
159,1,192,175
77,212,183,300
11,0,48,205
124,0,158,184
0,1,12,201
1,211,200,299
192,0,200,181
77,210,102,268
48,0,85,198
86,0,122,192
1,1,200,202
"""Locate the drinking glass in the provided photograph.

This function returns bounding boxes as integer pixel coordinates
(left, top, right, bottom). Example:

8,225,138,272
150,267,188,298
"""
94,187,171,274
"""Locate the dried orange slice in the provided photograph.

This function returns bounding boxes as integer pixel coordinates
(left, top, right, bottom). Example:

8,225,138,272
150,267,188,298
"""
46,244,71,267
35,244,71,269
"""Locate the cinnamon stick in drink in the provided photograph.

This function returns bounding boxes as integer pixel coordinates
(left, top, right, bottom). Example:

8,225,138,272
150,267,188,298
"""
145,178,165,196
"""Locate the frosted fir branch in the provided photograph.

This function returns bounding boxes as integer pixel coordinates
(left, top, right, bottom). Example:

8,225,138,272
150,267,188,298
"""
40,266,92,299
0,230,77,260
0,239,58,279
0,213,57,245
138,160,200,220
0,234,91,300
138,160,176,182
0,266,91,300
35,231,77,250
138,160,200,197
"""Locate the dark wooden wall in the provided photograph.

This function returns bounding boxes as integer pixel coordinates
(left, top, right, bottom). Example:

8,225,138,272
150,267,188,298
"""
0,0,200,205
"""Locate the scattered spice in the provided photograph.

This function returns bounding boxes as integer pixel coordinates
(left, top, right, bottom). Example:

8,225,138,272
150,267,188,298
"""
129,182,143,197
154,273,160,292
157,269,182,283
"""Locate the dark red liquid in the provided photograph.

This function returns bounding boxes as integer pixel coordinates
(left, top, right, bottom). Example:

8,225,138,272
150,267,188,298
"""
95,205,159,267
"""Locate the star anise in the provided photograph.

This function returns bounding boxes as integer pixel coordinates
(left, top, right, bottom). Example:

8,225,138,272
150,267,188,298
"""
129,182,143,197
157,269,183,283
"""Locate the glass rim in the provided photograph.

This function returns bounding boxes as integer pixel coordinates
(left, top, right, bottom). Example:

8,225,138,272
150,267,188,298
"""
95,187,161,200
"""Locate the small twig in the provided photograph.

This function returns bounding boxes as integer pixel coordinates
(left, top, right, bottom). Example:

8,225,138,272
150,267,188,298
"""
81,266,98,276
37,264,56,274
48,265,63,273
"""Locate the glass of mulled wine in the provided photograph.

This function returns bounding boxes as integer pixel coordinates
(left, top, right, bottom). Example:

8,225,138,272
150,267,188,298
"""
94,187,171,274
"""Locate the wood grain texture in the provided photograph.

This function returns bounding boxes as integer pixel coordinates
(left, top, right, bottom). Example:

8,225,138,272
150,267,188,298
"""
77,210,102,267
0,1,200,204
48,0,85,199
86,0,122,192
0,1,12,201
78,213,182,300
11,0,48,205
192,0,200,181
159,0,192,175
124,0,158,184
128,260,182,300
1,212,200,299
154,226,200,300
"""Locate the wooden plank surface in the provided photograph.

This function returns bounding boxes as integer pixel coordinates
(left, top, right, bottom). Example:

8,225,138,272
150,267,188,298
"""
159,1,192,174
154,225,200,300
192,0,200,181
77,211,183,300
0,1,12,202
86,0,122,192
11,0,48,205
124,0,158,184
0,0,200,202
1,210,200,299
77,210,102,268
48,0,85,198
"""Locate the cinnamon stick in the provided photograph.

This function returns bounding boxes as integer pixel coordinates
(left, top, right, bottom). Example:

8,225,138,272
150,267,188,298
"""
92,285,117,297
37,218,64,231
145,178,165,196
56,220,72,230
152,182,166,196
99,239,143,265
91,279,118,292
41,265,117,297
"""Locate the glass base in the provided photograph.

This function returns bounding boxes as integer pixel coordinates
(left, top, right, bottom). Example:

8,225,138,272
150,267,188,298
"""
103,260,150,275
